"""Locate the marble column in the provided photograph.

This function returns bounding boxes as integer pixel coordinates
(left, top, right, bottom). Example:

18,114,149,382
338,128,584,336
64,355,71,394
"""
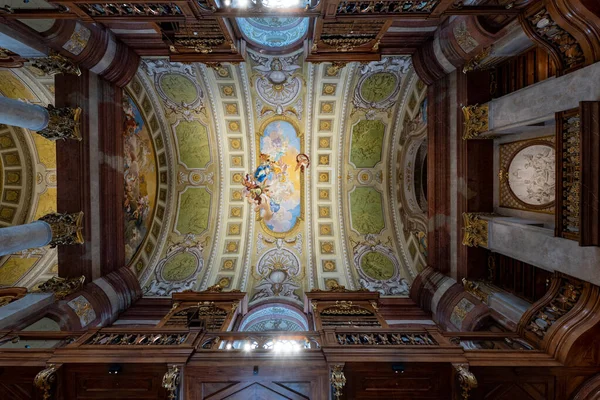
0,221,52,256
0,97,81,140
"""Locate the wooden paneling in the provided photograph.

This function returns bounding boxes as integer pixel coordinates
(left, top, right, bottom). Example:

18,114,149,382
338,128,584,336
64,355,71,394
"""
0,367,41,400
63,364,167,399
185,361,329,400
488,252,551,303
491,47,556,98
342,362,452,400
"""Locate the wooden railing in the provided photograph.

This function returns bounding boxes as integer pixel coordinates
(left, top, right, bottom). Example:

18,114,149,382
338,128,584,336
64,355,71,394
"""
555,102,600,246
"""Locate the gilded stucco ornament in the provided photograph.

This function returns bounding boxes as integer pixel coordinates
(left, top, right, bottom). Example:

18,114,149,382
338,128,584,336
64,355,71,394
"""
162,366,181,400
463,46,492,74
34,364,58,400
31,52,82,76
37,105,82,141
453,363,477,400
462,278,490,304
39,211,84,247
461,213,489,248
33,276,85,300
462,104,489,140
331,364,346,400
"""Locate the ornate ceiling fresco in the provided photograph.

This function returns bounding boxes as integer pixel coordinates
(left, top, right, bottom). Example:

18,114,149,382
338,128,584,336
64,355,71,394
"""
131,53,429,305
0,67,58,288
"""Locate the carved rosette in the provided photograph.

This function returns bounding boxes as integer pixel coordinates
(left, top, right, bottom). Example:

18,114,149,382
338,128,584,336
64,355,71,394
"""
454,364,477,400
31,52,82,76
34,276,85,300
38,105,83,141
162,366,181,400
331,364,346,400
39,211,84,247
461,213,489,248
462,104,490,140
34,364,58,400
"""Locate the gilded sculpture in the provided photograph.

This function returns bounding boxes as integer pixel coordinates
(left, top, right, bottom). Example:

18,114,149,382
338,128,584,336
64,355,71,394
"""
331,364,346,400
461,213,489,248
34,364,58,400
162,366,181,400
453,363,478,400
462,104,489,140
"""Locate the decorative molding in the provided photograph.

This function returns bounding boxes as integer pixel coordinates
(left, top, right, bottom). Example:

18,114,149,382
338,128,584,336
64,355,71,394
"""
461,104,489,140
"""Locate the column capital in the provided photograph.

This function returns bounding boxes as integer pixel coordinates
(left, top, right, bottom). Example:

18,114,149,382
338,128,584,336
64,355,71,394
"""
462,104,490,140
38,211,84,247
162,366,181,400
31,52,81,77
33,276,85,300
461,213,490,248
38,105,82,141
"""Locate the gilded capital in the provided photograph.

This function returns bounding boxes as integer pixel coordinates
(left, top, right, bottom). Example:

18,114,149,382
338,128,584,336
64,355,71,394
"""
38,105,83,141
34,364,58,400
331,364,346,400
39,211,84,247
33,276,85,300
31,52,81,76
461,213,489,248
462,104,490,140
162,366,181,400
454,363,477,400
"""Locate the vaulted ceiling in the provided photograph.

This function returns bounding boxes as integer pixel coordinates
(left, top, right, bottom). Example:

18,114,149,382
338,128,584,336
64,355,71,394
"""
124,51,428,304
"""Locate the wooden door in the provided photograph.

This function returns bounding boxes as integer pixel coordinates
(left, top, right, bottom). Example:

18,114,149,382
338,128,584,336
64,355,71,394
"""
185,361,329,400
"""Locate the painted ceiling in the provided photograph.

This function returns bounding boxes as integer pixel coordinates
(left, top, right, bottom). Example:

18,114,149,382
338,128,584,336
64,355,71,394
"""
0,67,58,288
129,51,429,305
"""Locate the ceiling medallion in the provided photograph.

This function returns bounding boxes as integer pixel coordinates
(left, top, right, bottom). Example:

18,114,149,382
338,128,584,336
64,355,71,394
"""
353,236,410,296
354,57,411,111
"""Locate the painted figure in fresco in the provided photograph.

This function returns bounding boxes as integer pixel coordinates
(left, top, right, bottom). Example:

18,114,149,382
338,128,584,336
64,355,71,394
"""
123,96,156,262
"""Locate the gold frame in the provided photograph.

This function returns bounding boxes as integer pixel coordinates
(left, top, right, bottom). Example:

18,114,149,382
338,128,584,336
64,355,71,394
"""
498,136,555,214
